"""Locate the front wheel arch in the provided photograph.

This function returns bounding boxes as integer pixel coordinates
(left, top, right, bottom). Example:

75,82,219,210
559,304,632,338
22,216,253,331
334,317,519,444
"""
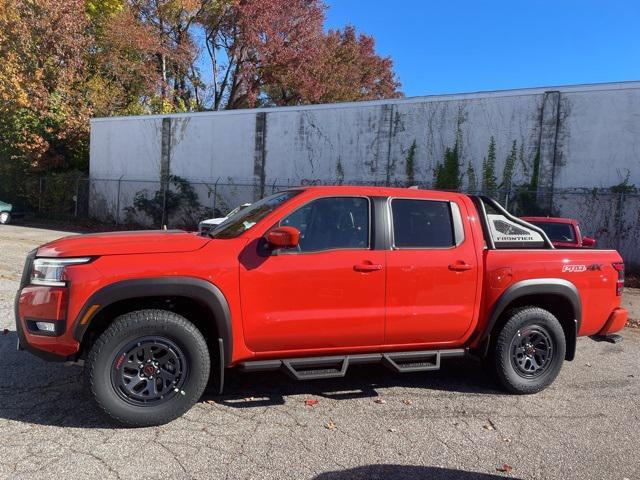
73,277,233,367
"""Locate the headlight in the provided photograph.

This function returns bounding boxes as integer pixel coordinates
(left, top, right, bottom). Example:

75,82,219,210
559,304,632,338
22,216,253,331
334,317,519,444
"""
31,257,92,286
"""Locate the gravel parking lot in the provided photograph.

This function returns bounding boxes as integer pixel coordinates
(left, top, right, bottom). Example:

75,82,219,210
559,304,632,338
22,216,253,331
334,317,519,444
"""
1,224,639,480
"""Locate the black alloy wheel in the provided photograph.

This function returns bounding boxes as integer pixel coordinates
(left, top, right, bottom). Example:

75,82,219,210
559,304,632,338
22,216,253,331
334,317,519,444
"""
86,309,210,427
489,306,566,394
509,325,554,378
111,336,188,406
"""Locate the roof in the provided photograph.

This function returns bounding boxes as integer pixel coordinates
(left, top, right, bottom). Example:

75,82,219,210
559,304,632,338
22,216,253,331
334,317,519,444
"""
521,216,577,224
294,185,468,199
90,80,640,123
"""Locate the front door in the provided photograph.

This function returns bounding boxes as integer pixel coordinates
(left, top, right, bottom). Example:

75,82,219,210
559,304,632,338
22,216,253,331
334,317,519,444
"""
240,196,385,353
385,198,480,345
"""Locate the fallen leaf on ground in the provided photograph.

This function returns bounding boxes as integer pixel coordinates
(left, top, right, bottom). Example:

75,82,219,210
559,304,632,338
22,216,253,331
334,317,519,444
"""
484,419,497,431
496,464,513,473
402,399,413,405
502,437,512,443
324,419,337,430
374,398,386,404
205,400,215,405
585,363,592,367
387,428,397,432
304,399,319,407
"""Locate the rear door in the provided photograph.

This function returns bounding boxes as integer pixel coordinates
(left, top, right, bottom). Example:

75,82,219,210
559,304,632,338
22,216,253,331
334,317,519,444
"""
385,197,480,345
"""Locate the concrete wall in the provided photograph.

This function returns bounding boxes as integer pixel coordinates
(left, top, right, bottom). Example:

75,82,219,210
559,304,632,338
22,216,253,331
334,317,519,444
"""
91,81,640,190
89,81,640,263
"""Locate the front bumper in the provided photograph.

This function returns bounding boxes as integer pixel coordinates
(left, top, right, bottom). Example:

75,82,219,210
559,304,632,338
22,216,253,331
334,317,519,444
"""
14,250,71,362
15,303,69,362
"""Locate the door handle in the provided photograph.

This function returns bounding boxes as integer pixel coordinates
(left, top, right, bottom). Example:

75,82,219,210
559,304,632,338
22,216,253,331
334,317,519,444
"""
448,261,473,272
354,262,383,272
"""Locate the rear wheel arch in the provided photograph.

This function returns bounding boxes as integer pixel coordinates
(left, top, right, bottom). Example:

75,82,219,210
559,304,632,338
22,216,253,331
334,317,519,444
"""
73,277,232,367
483,279,581,361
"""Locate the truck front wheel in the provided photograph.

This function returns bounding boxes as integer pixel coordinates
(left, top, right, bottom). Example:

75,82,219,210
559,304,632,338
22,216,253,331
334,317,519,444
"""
85,309,210,427
490,307,566,394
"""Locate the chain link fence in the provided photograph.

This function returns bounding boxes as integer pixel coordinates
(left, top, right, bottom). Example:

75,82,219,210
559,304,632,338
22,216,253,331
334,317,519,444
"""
2,175,638,266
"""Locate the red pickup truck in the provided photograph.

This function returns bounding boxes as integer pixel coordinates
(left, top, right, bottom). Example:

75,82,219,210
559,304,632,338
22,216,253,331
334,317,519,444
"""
521,216,597,249
16,187,627,426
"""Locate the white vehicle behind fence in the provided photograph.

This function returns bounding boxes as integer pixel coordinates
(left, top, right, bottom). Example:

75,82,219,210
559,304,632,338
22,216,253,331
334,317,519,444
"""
198,203,251,235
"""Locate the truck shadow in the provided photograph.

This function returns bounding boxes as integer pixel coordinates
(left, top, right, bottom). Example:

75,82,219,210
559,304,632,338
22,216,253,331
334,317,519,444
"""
313,464,520,480
0,330,499,428
209,357,500,409
0,331,114,428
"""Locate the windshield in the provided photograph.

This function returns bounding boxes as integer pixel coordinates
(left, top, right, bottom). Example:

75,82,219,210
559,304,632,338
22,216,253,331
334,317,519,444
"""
209,190,302,239
530,221,576,242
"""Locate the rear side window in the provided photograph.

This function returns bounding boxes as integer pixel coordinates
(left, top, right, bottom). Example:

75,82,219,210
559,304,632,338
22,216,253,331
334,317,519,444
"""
391,199,455,248
280,196,370,252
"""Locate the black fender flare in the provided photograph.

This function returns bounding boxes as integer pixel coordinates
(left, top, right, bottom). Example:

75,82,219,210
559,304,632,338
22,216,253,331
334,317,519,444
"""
72,277,232,366
482,278,582,361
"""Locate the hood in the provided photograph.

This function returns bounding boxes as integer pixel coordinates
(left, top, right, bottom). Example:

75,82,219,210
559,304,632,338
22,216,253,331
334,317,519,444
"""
37,230,209,257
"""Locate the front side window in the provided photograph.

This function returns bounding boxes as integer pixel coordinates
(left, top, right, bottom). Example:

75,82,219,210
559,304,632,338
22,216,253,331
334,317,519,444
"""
391,199,455,248
210,190,302,239
280,197,370,252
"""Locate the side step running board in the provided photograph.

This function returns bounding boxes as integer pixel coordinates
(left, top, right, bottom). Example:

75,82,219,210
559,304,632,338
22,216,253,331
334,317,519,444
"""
239,349,466,381
282,356,349,380
382,351,440,373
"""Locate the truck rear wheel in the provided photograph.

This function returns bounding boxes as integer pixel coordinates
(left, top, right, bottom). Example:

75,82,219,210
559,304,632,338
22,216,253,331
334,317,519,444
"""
85,309,210,427
490,307,566,394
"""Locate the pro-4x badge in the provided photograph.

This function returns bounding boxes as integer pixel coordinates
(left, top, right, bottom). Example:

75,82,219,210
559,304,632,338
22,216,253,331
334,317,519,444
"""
562,264,586,272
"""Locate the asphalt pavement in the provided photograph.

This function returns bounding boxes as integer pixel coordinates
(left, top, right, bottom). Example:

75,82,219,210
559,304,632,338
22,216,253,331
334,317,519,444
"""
1,224,638,480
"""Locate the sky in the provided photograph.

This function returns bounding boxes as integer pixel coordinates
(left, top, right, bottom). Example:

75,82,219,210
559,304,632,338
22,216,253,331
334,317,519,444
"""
324,0,640,98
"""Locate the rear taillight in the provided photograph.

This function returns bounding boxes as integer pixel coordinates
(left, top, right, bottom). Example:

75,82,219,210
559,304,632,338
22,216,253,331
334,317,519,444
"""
612,262,624,296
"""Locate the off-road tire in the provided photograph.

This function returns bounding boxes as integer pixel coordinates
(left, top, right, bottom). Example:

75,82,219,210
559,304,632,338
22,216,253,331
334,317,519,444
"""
489,307,566,394
85,309,210,427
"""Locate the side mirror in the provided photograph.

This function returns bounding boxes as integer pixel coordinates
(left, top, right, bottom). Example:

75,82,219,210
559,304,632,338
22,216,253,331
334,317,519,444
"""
266,226,300,249
582,236,596,248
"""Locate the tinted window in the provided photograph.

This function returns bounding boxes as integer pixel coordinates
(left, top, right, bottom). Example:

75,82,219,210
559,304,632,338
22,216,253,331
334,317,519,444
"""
280,197,369,252
391,199,454,248
531,221,576,242
210,191,301,239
